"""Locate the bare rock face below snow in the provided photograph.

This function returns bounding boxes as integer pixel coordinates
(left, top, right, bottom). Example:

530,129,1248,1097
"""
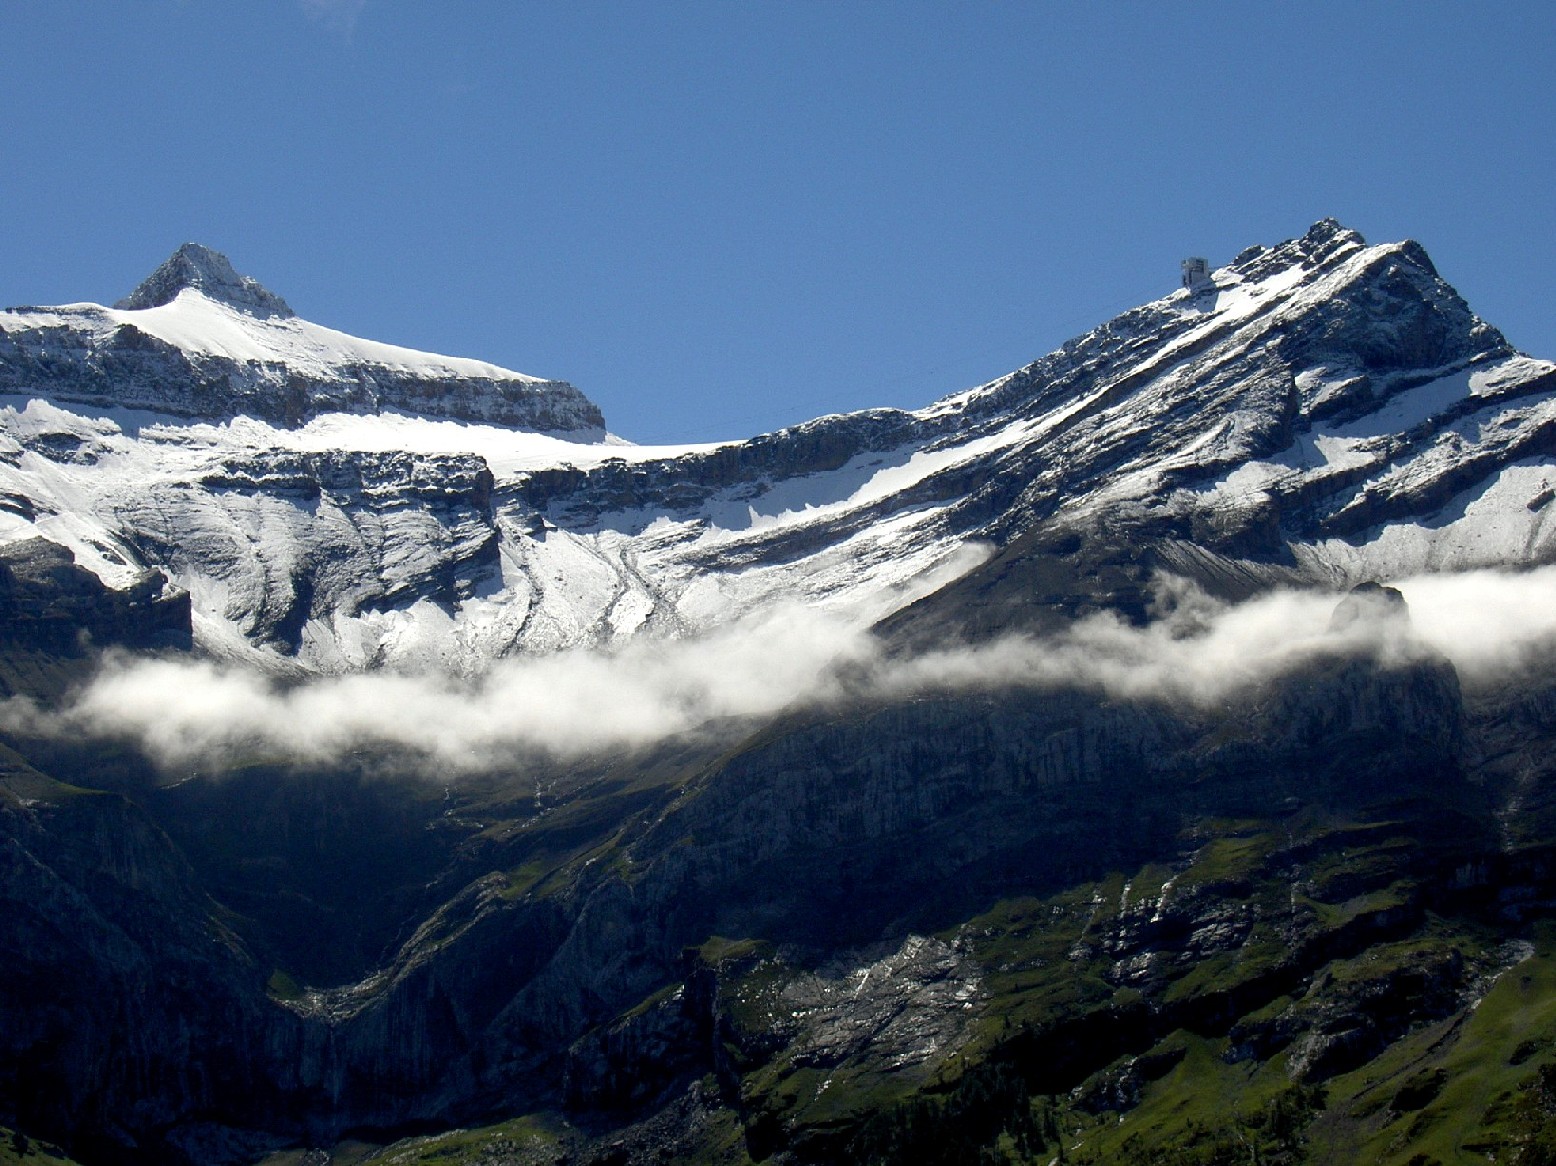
0,621,1468,1162
151,447,500,654
0,537,189,665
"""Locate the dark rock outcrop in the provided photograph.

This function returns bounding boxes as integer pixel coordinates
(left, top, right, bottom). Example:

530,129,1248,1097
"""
0,782,307,1165
0,539,189,659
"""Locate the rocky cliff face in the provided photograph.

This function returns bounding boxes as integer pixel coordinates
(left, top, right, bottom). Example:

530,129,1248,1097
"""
0,774,306,1164
0,538,189,655
165,599,1450,1147
0,538,189,706
513,220,1527,556
114,245,297,318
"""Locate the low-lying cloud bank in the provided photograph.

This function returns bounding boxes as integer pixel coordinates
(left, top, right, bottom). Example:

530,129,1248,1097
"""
4,566,1555,773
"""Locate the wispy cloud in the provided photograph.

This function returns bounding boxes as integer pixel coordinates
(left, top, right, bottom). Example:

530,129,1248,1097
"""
0,605,873,772
5,567,1554,775
298,0,366,40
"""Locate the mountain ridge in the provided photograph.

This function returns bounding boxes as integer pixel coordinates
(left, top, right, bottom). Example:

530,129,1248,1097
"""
0,218,1539,673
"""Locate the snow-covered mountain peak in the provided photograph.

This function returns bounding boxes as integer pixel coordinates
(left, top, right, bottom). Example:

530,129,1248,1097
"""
1181,219,1368,297
0,248,606,436
115,242,295,318
930,219,1510,448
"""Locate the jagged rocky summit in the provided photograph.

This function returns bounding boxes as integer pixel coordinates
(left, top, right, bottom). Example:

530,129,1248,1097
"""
0,243,604,434
115,243,297,317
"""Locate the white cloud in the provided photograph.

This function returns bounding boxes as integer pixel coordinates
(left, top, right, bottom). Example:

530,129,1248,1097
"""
298,0,366,39
1389,567,1556,683
0,604,872,772
7,566,1555,776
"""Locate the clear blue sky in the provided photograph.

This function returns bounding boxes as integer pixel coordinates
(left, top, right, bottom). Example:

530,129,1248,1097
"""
2,3,1552,443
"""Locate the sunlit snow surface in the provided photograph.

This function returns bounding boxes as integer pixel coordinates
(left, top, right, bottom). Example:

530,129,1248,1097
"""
1,230,1554,673
11,290,551,385
0,391,988,672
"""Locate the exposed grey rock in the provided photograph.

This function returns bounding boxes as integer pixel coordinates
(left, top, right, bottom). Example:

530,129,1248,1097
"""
1282,948,1465,1083
735,935,984,1075
0,537,189,657
3,220,1552,673
115,243,295,318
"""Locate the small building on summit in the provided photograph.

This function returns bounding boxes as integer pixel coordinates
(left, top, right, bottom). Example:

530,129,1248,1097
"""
1181,256,1213,293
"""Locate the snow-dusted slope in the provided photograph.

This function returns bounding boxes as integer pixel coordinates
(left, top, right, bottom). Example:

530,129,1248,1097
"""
0,244,604,435
0,222,1551,672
